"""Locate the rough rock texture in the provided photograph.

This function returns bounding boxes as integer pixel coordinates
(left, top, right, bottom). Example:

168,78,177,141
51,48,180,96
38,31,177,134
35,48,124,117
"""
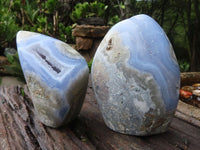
72,25,110,38
16,31,89,128
77,17,105,26
0,56,9,75
72,25,110,61
78,39,103,62
0,56,9,65
4,48,17,56
91,14,180,135
76,37,93,50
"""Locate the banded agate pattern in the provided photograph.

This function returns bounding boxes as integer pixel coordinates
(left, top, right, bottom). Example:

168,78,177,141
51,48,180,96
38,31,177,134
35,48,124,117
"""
17,31,89,128
91,14,180,135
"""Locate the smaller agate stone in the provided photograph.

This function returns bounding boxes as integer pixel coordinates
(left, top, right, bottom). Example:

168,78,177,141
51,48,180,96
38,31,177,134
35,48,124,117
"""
91,14,180,135
17,31,89,128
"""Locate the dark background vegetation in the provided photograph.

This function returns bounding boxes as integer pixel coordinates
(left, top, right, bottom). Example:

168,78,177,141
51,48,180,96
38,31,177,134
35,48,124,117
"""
0,0,199,72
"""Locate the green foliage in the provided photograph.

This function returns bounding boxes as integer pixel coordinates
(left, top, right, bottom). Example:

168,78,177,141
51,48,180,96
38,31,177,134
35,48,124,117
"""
24,0,40,23
6,54,15,64
114,2,125,10
0,77,2,85
179,60,190,72
36,15,48,32
70,2,89,22
12,0,21,11
20,87,25,97
4,53,25,81
9,0,74,43
70,1,108,22
90,1,108,17
0,0,199,71
88,58,93,73
45,0,59,13
0,0,20,45
108,15,121,26
59,24,74,43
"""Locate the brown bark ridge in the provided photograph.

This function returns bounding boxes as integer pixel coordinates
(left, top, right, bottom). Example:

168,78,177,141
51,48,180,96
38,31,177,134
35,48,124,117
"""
0,77,200,150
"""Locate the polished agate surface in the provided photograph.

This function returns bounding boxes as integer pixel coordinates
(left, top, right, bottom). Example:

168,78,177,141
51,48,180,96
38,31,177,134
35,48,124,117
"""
91,14,180,135
17,31,89,128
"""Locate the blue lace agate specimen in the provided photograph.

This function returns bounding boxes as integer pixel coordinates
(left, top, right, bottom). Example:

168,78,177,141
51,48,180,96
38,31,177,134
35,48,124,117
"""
17,31,89,128
91,14,180,135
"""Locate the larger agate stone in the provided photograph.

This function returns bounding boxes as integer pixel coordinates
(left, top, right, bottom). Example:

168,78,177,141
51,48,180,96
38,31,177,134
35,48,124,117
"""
91,14,180,135
17,31,89,128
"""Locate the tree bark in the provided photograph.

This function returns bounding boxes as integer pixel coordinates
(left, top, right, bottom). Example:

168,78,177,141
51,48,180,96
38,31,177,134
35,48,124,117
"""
124,0,131,18
186,0,200,71
159,0,168,27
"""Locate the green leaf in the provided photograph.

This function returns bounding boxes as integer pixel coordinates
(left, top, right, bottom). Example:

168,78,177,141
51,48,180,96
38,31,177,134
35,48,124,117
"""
87,58,93,73
65,26,72,36
32,9,40,22
37,28,43,32
87,13,95,17
178,60,190,72
6,54,14,64
108,15,120,26
119,4,125,9
20,87,25,97
4,52,25,81
81,138,87,142
12,0,21,11
45,0,58,13
70,1,107,22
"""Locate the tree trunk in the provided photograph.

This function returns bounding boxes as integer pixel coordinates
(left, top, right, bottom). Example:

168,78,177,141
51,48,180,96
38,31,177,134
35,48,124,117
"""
159,0,168,27
124,0,131,18
187,0,200,71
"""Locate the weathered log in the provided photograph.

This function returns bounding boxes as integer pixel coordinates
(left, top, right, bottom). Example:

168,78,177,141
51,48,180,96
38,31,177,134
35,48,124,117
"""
0,78,200,150
0,85,95,150
176,101,200,127
181,72,200,86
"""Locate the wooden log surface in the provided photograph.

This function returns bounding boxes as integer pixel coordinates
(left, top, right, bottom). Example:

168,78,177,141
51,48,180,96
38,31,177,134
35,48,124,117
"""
0,78,200,150
181,72,200,86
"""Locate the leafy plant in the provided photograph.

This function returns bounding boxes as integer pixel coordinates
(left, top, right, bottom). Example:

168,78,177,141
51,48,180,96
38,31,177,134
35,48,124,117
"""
36,15,48,32
70,2,89,22
90,1,108,17
6,54,15,64
58,24,74,42
0,0,20,47
24,0,39,24
20,87,25,97
9,0,74,43
4,52,25,81
70,1,108,22
108,15,120,26
88,58,93,73
179,60,190,72
44,0,59,13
